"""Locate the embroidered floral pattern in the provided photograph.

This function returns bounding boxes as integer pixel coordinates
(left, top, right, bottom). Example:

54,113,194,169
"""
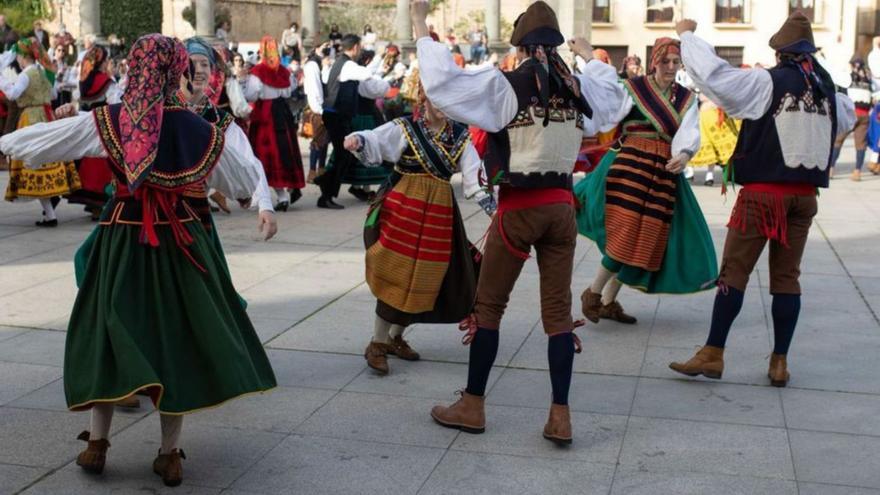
119,35,190,191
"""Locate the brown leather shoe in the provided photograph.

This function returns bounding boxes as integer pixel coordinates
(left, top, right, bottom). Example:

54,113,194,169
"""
431,391,485,434
307,170,317,183
115,395,140,409
851,169,862,182
598,301,637,324
669,345,724,379
153,449,185,487
543,403,573,445
768,353,790,387
387,335,420,361
868,162,880,175
75,431,110,474
364,341,390,375
580,288,602,323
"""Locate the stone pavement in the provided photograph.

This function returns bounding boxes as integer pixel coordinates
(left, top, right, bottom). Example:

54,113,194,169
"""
1,147,879,494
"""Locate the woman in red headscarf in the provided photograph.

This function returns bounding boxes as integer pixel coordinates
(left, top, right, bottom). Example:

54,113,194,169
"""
244,35,305,211
0,34,276,488
576,36,716,324
65,45,120,219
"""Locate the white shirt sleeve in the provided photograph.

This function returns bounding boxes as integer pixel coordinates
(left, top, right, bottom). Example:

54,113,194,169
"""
225,78,252,118
680,31,773,120
0,70,30,100
671,98,700,157
0,51,14,70
459,143,488,202
416,37,518,132
0,112,106,167
869,49,880,81
303,61,324,114
349,120,406,165
358,77,390,99
208,123,273,212
105,81,122,105
836,93,857,135
575,58,631,130
339,60,379,82
244,74,262,102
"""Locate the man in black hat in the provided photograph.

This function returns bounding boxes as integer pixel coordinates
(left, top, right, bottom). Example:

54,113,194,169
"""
669,14,855,387
410,0,622,444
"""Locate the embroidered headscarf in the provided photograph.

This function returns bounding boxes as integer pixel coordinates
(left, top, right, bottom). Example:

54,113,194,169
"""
649,37,680,74
259,35,281,70
185,36,216,66
78,45,111,99
119,34,189,191
13,37,56,84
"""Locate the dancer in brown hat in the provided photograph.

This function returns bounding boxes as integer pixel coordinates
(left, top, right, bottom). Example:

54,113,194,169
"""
669,13,855,387
410,0,620,444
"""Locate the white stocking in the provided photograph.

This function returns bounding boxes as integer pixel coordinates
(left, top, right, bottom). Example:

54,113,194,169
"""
39,198,57,221
590,265,615,293
89,403,114,440
601,278,623,305
160,414,183,454
274,188,290,203
373,314,391,344
389,324,406,339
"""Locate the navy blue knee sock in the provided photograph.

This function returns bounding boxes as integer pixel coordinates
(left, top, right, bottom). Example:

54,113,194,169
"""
547,332,574,406
830,146,842,168
465,327,499,397
772,294,800,355
705,287,745,348
856,149,867,171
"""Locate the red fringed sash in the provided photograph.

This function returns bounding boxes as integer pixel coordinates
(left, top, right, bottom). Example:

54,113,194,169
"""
727,183,816,248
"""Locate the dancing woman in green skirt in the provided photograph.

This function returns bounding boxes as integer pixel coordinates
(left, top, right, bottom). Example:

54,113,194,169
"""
0,35,277,487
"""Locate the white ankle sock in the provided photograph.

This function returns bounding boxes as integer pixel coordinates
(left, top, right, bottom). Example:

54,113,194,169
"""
89,403,114,440
389,324,406,339
160,414,183,454
39,198,57,221
601,278,622,305
373,314,391,343
275,188,290,203
590,266,615,293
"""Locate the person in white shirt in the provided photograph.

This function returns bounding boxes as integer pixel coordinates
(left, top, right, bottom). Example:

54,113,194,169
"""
313,33,389,209
302,44,332,183
280,21,303,62
668,14,856,387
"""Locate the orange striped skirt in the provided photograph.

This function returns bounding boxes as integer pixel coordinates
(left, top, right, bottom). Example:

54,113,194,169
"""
604,136,676,272
365,174,455,314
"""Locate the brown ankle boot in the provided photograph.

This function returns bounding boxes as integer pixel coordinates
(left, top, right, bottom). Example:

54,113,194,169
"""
542,404,572,445
153,449,185,487
669,345,724,379
431,391,486,434
598,301,637,324
387,335,420,361
75,431,110,474
581,288,602,323
768,354,790,387
364,341,390,375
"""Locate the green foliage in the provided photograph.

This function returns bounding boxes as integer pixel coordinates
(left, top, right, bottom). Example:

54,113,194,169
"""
100,0,163,45
318,1,395,41
2,0,51,33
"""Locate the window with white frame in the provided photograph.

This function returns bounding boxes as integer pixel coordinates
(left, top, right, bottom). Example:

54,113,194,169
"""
789,0,824,24
715,0,750,24
646,0,676,24
593,0,612,23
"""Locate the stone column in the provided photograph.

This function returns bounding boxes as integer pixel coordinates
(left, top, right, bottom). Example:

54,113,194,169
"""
394,0,413,49
301,0,319,50
555,0,592,58
485,0,507,55
196,0,215,39
79,0,101,39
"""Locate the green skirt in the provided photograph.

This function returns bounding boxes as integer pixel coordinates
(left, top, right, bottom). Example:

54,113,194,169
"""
75,217,246,309
575,150,718,294
325,113,392,186
66,221,275,414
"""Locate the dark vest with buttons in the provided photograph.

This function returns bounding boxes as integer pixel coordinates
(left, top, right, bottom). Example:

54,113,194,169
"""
730,65,837,188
